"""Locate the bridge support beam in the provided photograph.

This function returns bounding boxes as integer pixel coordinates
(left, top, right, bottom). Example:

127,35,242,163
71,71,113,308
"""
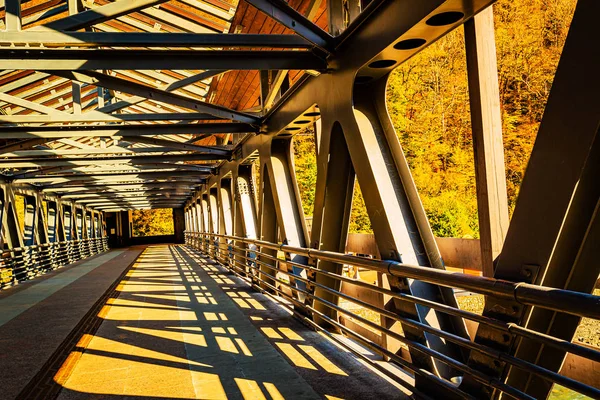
261,139,311,302
233,165,259,278
310,120,355,329
460,1,600,397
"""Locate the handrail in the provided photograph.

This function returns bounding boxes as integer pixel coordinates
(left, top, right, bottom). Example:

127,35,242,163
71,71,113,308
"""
193,232,599,320
0,236,109,290
184,231,600,400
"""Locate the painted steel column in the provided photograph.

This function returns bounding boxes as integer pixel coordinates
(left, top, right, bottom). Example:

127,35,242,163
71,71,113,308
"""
258,164,278,291
194,200,202,248
35,193,49,245
309,119,355,328
23,195,37,247
201,195,210,252
464,7,509,278
262,139,310,302
461,1,600,397
346,73,469,382
5,0,22,32
2,185,24,249
218,178,234,264
209,189,219,258
507,125,600,398
234,165,259,277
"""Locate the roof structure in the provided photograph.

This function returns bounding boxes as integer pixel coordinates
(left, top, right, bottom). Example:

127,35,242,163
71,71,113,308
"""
0,0,327,210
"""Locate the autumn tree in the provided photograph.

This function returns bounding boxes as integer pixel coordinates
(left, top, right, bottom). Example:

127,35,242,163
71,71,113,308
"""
132,209,175,237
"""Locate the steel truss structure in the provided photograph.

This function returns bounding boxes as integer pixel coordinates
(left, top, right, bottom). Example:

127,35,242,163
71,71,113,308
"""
0,0,599,399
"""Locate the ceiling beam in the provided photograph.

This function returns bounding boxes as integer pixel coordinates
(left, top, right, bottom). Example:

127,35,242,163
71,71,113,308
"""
124,136,231,156
22,171,209,185
5,0,22,32
42,177,205,189
0,122,257,139
31,0,171,31
164,70,226,92
0,49,328,73
0,91,68,116
61,189,193,199
2,146,193,158
97,70,225,114
0,138,53,155
1,153,226,168
0,112,219,124
0,32,314,48
79,195,189,203
9,164,214,180
47,70,260,123
245,0,333,50
44,181,201,193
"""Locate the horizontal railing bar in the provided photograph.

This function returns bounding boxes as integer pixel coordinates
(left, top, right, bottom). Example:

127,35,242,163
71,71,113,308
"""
219,241,600,363
207,242,600,398
197,232,599,320
198,243,531,400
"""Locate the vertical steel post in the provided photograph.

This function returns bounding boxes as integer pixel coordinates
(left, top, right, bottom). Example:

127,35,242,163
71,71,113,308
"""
464,7,509,278
309,120,355,328
461,1,600,397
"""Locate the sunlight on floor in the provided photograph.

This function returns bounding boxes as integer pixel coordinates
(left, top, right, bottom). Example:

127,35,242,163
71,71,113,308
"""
53,245,326,399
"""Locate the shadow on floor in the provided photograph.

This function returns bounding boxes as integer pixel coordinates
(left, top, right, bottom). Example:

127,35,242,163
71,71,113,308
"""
29,245,404,400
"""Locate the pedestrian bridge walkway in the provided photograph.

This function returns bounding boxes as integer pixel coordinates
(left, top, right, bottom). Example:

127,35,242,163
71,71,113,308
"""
0,245,404,400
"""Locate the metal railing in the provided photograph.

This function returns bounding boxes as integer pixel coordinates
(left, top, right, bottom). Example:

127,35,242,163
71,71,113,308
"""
0,237,109,290
185,231,600,400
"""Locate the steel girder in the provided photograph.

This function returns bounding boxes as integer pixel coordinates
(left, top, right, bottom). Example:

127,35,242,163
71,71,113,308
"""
61,188,194,199
0,183,105,249
45,71,261,123
0,153,226,168
0,32,314,48
244,0,333,50
459,1,600,398
183,0,498,395
0,112,219,124
30,0,172,31
0,49,328,72
0,123,257,140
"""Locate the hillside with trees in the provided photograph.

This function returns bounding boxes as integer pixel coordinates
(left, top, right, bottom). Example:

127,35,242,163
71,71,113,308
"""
132,209,175,237
294,0,576,238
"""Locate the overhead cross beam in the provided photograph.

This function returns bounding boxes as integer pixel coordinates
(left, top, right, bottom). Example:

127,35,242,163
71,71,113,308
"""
79,194,190,203
31,0,172,32
97,70,227,114
45,182,201,194
0,32,314,48
0,139,53,155
42,177,206,189
61,188,194,199
22,170,210,185
0,123,257,139
245,0,333,50
46,70,260,124
0,112,219,124
123,136,231,156
1,153,227,168
9,164,214,180
0,49,328,73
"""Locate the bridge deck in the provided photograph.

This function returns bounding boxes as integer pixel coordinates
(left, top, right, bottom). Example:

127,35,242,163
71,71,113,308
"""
0,245,404,399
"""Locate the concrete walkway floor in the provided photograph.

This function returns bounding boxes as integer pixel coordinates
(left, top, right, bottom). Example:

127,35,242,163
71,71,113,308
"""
0,245,406,399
